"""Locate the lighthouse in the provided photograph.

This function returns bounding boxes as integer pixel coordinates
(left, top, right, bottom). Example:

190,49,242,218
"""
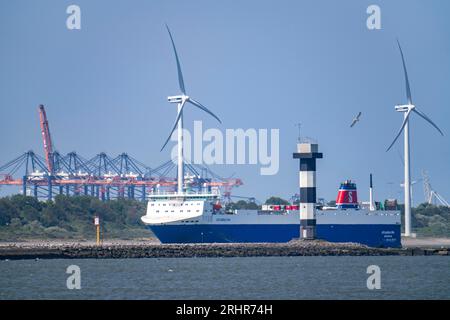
293,142,323,240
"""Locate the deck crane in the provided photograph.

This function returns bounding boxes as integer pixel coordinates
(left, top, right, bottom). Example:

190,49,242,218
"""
38,105,54,175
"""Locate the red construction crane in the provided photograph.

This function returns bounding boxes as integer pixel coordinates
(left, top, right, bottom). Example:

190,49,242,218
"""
38,104,54,174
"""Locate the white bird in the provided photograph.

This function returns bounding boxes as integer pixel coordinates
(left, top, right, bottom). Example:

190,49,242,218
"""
350,112,362,127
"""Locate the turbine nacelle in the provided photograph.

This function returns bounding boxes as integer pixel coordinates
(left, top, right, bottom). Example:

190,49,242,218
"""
167,95,187,104
395,104,415,113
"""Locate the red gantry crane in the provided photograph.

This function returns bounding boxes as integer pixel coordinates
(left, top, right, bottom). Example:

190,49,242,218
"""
38,104,54,175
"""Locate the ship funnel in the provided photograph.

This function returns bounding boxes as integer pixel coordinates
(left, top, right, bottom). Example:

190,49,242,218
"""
336,180,359,209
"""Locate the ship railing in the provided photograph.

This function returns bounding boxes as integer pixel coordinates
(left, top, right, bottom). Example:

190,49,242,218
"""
147,190,221,198
316,211,400,216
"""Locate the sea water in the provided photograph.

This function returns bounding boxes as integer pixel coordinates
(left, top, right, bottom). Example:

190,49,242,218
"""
0,256,449,299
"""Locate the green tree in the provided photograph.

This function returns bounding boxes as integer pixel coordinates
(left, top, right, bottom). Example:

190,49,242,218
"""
226,200,260,211
0,198,17,225
264,196,290,205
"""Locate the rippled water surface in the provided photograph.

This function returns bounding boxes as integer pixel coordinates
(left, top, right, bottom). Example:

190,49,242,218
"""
0,256,449,299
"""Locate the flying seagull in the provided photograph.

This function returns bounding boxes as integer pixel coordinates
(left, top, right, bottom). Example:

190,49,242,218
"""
350,112,362,128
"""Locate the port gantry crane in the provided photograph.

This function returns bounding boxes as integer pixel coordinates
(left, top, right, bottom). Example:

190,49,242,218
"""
0,105,243,201
422,170,450,207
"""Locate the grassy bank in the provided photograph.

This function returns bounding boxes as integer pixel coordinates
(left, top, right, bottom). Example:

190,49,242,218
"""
0,195,150,241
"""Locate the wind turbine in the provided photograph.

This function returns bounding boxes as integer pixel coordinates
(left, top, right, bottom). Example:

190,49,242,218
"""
161,25,222,194
386,40,444,237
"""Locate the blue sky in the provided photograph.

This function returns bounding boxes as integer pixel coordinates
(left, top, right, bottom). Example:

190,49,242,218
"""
0,0,449,204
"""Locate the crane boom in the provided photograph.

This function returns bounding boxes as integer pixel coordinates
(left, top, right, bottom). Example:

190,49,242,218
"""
38,104,54,174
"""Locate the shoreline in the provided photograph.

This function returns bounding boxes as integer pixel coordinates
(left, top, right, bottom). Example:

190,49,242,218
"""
1,239,449,260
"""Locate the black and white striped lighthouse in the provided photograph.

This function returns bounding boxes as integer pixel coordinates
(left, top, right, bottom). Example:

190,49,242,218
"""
293,143,323,240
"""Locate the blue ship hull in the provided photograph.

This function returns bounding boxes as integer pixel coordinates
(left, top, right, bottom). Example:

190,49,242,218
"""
148,224,401,248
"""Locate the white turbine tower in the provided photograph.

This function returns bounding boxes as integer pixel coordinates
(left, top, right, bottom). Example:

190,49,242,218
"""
386,40,444,237
161,25,222,194
400,179,420,208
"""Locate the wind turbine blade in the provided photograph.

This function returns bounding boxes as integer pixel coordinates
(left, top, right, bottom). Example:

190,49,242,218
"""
165,24,186,94
412,108,444,136
160,101,186,151
397,39,413,105
386,108,412,152
188,98,222,124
